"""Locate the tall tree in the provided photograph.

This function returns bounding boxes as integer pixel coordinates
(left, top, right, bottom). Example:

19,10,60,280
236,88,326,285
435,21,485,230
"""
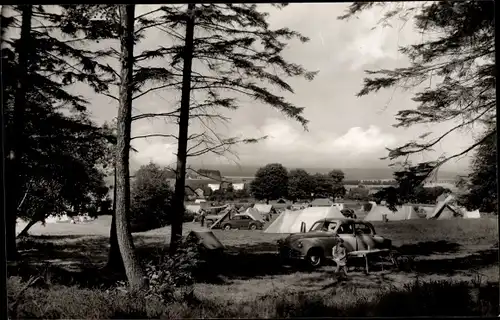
2,4,114,259
250,163,289,201
153,4,317,251
339,1,495,177
288,169,314,201
328,169,347,198
115,4,147,291
5,4,32,260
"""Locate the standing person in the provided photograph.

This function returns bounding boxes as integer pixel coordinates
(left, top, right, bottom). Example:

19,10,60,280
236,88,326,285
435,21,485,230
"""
332,238,348,280
200,209,206,227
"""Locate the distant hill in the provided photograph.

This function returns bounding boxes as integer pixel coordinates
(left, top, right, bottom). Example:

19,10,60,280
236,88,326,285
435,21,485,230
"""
209,164,462,181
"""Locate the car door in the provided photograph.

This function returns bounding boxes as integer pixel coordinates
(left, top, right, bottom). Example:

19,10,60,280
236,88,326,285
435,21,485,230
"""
354,222,376,251
322,222,339,259
239,216,251,228
336,221,356,252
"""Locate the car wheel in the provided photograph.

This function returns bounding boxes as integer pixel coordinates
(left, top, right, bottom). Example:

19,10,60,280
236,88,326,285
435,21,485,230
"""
249,224,257,230
223,224,231,231
306,249,323,268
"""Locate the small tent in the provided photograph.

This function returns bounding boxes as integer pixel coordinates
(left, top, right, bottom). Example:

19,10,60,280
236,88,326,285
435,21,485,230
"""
463,209,481,219
186,227,224,251
365,205,421,221
243,207,265,222
186,204,202,213
264,205,344,233
45,214,70,223
253,203,274,214
427,195,458,219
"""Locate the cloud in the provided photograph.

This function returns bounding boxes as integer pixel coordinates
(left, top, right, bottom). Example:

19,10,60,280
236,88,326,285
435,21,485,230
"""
230,118,398,167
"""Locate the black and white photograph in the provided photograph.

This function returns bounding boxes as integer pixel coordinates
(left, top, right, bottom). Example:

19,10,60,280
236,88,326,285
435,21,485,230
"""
2,2,498,318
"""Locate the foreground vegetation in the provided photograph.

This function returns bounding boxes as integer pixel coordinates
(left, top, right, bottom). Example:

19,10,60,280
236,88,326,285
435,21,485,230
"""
8,276,499,318
8,217,499,318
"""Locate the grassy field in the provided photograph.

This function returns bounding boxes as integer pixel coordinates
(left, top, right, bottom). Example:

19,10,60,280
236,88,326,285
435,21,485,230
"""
8,216,499,318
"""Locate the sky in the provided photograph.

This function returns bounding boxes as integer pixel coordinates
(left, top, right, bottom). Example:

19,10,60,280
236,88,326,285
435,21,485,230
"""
20,3,480,173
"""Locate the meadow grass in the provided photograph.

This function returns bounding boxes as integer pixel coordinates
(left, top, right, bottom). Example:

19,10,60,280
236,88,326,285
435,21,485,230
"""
9,217,499,318
8,276,499,318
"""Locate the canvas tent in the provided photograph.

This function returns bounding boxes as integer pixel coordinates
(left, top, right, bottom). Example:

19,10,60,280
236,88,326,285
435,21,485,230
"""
264,205,344,233
186,204,202,213
45,214,70,223
253,203,274,214
186,226,224,251
241,207,265,222
463,209,481,219
364,205,419,221
209,205,237,229
427,195,458,219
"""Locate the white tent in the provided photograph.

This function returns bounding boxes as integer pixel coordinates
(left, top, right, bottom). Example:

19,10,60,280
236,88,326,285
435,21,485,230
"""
243,207,265,222
253,203,273,214
45,214,70,224
264,205,344,233
463,209,481,219
365,204,421,221
186,204,202,213
427,195,457,219
334,203,344,211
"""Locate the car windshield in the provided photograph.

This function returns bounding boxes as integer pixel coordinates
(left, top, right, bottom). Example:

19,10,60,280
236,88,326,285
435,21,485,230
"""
310,221,337,232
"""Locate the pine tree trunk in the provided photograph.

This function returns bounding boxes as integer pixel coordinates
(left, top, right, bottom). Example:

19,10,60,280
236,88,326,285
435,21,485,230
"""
169,4,196,254
6,5,33,261
115,4,147,291
106,167,124,272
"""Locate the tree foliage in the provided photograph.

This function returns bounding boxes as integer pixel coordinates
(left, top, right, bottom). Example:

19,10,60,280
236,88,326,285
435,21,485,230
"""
130,163,174,232
339,1,495,176
459,124,497,212
250,163,289,200
287,169,314,201
2,5,114,242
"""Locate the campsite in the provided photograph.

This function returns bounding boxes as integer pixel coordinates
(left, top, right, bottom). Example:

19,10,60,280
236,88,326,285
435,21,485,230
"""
9,201,499,318
4,2,497,319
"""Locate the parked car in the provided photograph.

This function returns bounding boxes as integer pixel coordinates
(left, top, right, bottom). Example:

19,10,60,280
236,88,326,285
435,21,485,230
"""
215,214,264,230
277,218,392,268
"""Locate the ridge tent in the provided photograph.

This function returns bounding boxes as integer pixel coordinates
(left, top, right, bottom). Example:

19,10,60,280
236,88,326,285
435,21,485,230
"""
463,209,481,219
264,205,344,234
253,204,274,214
427,195,457,219
364,205,393,221
243,207,266,222
364,205,421,221
186,204,202,213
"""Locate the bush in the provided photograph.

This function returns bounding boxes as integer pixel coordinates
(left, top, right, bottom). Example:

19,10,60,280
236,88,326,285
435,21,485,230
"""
143,237,203,303
130,163,174,232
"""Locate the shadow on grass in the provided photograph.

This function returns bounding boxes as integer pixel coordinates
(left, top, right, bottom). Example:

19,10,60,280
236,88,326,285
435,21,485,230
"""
12,234,499,288
396,240,461,256
410,248,499,275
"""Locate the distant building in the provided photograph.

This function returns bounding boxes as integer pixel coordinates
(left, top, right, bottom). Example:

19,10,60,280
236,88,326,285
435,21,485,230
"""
232,183,245,191
208,183,220,191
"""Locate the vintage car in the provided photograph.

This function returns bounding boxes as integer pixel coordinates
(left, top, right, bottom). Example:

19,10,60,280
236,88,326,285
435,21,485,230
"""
214,213,265,230
277,218,392,267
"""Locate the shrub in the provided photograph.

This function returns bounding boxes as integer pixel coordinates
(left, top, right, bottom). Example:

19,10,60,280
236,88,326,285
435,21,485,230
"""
130,163,174,232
